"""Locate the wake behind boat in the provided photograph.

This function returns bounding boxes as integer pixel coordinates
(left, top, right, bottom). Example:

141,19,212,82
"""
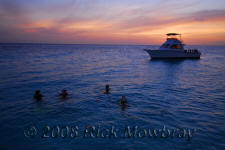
144,33,201,59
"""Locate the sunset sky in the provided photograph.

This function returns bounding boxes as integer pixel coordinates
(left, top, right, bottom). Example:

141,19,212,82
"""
0,0,225,45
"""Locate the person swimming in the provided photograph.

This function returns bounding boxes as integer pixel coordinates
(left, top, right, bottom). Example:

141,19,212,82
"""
34,90,43,100
120,96,127,105
59,89,69,99
104,84,110,94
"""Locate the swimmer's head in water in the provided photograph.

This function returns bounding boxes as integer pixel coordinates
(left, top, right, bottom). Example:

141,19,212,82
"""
105,84,110,93
121,96,127,105
60,89,68,98
34,90,43,100
35,90,41,94
61,89,67,93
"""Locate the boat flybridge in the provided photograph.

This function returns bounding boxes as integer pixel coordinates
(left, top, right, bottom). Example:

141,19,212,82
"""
144,33,201,59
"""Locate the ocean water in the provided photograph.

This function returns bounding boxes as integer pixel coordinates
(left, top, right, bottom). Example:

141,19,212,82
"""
0,43,225,150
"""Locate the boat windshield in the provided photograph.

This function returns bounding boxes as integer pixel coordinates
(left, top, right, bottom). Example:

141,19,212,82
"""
170,44,183,49
160,44,183,49
160,44,169,48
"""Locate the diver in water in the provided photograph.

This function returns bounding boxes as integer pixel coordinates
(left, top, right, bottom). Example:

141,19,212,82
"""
34,90,43,100
59,89,69,99
104,84,110,94
120,96,127,105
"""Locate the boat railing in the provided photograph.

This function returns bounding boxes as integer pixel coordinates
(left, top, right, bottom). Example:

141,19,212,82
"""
184,49,200,54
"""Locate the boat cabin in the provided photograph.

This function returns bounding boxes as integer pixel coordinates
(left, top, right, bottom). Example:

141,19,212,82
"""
159,33,184,50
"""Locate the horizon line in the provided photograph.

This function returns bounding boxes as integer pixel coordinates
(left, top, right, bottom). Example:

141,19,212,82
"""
1,42,225,47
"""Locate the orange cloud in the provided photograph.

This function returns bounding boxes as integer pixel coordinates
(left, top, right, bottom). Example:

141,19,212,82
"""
1,0,225,45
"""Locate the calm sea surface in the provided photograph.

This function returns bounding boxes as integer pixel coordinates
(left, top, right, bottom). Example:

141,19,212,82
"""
0,44,225,150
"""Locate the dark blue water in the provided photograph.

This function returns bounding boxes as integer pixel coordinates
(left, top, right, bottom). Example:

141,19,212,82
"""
0,44,225,150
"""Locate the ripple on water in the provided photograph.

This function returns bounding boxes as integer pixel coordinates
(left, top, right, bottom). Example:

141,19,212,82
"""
0,44,225,150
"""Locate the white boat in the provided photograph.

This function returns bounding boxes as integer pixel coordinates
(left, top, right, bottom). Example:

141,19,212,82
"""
144,33,201,59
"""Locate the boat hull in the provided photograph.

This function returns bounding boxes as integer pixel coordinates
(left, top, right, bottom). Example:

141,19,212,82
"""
144,49,201,59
